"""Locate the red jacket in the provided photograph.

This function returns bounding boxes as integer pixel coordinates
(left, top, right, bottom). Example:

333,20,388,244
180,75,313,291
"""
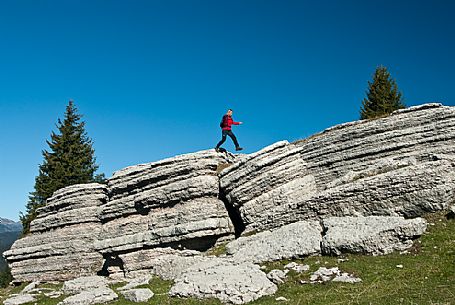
221,115,240,131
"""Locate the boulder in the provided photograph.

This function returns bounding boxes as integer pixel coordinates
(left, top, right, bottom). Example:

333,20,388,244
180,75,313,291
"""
58,287,118,305
4,184,106,282
3,294,36,305
120,289,154,302
169,258,277,304
321,216,427,255
96,150,235,255
225,221,322,263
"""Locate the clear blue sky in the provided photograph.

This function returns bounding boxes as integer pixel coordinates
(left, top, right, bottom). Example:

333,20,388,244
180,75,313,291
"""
1,0,454,221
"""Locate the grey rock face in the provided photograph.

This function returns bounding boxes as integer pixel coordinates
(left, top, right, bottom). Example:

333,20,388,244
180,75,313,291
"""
225,221,322,263
220,104,455,233
219,141,317,234
120,289,154,303
96,150,235,256
321,216,427,255
4,184,106,282
169,258,277,304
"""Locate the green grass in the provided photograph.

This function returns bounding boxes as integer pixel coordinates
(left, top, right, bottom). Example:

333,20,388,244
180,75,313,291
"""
1,211,453,305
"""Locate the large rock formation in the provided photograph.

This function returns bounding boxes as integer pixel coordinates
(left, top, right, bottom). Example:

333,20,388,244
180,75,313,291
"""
4,103,454,303
5,184,106,282
219,103,455,233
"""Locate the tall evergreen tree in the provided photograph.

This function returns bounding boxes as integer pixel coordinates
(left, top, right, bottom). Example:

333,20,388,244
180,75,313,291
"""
20,101,104,234
360,66,405,119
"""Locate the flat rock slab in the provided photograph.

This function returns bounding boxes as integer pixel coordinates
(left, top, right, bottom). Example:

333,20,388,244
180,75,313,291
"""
118,276,151,291
121,289,154,302
62,276,109,294
321,216,427,255
3,294,36,305
58,287,118,305
226,220,322,263
169,258,277,304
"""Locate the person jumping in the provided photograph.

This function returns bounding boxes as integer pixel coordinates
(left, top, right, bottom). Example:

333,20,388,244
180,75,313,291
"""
215,109,243,152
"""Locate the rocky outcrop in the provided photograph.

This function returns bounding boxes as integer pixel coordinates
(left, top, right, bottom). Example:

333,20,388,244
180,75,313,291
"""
95,150,234,257
4,150,235,283
321,216,427,255
220,103,455,233
4,103,453,303
4,184,106,282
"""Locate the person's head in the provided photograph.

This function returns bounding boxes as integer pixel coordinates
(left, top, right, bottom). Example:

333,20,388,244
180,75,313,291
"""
227,109,233,116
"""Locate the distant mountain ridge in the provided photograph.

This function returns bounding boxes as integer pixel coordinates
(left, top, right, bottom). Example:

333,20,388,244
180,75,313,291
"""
0,217,22,233
0,218,22,270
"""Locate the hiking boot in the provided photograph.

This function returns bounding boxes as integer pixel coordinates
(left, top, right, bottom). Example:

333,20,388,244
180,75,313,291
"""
235,147,243,151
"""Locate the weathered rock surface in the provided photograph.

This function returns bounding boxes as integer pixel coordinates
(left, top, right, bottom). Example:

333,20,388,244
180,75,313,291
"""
267,269,288,284
3,294,36,305
96,150,235,257
58,276,117,305
120,289,154,303
321,216,427,255
115,247,208,280
220,104,455,233
169,258,277,304
58,287,118,305
225,221,322,263
4,184,106,282
308,267,362,284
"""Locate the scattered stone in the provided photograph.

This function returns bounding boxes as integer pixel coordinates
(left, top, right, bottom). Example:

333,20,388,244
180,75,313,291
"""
62,276,109,294
3,294,36,305
117,276,151,291
226,221,322,264
120,289,154,303
267,269,289,284
44,291,63,299
333,273,362,283
284,262,310,273
322,216,427,255
396,264,404,269
20,281,39,294
58,287,118,305
276,296,289,301
309,267,361,284
169,258,277,304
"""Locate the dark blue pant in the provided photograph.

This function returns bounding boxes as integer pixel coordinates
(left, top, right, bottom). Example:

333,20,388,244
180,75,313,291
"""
216,130,240,149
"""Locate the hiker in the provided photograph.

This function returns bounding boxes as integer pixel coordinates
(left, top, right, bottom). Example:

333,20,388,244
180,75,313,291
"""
215,109,243,152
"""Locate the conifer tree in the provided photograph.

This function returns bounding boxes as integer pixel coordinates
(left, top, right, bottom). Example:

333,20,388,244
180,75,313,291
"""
20,101,104,234
360,66,405,119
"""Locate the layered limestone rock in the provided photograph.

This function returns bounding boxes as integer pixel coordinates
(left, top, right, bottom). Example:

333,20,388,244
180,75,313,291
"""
321,216,427,255
95,150,235,258
4,184,106,282
219,141,317,233
220,104,455,233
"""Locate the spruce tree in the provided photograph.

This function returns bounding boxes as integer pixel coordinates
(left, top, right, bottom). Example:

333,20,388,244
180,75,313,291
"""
360,66,405,119
20,101,104,234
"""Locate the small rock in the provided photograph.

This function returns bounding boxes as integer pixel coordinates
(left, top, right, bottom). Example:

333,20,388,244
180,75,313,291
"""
3,294,36,305
20,282,40,294
267,269,288,284
396,264,403,268
276,296,289,301
121,289,154,303
283,262,309,273
333,273,362,283
118,276,151,291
